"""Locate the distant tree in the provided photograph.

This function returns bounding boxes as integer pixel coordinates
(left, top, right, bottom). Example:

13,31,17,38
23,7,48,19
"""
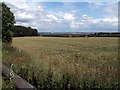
0,3,2,38
11,25,38,37
2,2,15,43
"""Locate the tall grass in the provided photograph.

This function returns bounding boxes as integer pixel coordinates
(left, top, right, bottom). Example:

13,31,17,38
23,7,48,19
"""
3,37,119,89
2,75,16,90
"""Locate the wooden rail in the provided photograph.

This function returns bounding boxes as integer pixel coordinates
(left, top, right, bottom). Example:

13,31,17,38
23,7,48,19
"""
2,63,35,90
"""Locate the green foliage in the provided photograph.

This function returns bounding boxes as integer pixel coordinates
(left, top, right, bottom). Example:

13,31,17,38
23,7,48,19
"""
11,25,38,37
2,29,13,43
2,75,15,90
0,3,2,38
2,2,15,43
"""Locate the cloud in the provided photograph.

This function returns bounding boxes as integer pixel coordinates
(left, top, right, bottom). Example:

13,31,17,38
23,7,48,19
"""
35,6,44,12
102,3,118,17
89,2,118,18
91,17,118,25
46,14,58,21
4,0,29,9
3,1,118,32
15,22,29,27
70,21,83,28
15,12,34,22
63,13,75,21
69,14,117,31
82,15,93,20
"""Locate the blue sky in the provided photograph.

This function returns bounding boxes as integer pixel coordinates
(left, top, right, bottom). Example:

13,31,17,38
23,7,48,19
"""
3,0,118,32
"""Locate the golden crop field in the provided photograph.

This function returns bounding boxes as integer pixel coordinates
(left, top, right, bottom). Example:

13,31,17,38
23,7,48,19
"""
3,37,119,89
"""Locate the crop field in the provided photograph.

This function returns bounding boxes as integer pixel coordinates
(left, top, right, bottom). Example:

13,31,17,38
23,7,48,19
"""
3,37,119,89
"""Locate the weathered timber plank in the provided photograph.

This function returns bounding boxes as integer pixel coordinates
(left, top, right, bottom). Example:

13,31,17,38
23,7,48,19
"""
2,63,35,90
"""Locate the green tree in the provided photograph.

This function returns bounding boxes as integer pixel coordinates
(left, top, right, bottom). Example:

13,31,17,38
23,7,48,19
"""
11,25,38,37
2,2,15,43
0,3,2,38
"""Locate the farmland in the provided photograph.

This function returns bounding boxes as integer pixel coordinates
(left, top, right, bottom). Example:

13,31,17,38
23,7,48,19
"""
2,37,119,89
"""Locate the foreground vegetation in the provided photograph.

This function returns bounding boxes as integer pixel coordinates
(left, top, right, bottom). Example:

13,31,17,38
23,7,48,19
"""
3,37,119,89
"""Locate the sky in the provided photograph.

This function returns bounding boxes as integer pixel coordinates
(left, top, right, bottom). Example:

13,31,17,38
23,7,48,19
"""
3,0,119,32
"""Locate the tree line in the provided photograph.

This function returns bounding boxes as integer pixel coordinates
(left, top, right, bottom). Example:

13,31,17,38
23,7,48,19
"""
39,32,120,37
11,26,38,37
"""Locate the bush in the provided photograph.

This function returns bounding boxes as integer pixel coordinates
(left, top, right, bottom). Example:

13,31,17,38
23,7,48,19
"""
2,2,15,43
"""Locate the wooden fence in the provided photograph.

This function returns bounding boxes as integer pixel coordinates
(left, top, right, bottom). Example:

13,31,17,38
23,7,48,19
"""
2,63,35,90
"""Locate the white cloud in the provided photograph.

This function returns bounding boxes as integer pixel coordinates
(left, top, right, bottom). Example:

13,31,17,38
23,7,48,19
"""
46,14,58,21
91,2,118,18
16,12,34,20
82,15,93,20
91,17,118,25
80,14,118,26
15,22,29,27
70,21,83,28
63,13,75,21
3,1,118,32
69,14,118,30
4,1,43,25
4,0,29,9
102,3,118,16
40,18,51,22
36,6,44,12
